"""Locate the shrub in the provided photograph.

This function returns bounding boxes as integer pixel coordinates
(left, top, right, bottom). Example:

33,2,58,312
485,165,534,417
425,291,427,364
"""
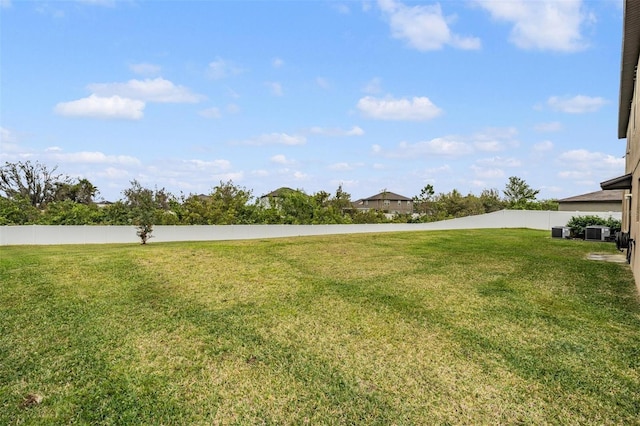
566,215,621,238
136,223,153,244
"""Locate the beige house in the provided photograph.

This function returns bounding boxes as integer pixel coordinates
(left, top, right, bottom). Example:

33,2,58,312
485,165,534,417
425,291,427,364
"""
352,191,413,214
600,0,640,284
558,190,623,212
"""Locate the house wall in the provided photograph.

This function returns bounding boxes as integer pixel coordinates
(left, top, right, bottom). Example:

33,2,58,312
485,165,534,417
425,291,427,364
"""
360,199,413,214
624,52,640,282
558,201,622,212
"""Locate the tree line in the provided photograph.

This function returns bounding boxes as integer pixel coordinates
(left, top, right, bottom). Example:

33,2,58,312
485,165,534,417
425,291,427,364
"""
0,160,557,226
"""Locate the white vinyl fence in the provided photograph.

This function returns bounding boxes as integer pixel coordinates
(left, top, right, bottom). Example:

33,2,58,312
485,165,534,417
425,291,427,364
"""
0,210,621,246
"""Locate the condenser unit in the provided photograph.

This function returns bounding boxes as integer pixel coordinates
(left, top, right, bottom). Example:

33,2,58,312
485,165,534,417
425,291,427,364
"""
585,225,610,242
551,226,570,239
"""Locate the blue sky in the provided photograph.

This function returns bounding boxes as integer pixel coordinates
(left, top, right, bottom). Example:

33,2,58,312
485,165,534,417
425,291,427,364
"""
0,0,626,202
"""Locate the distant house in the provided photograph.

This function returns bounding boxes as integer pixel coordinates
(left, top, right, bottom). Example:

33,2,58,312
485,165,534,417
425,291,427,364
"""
557,190,623,212
96,200,114,208
352,191,413,214
259,187,304,208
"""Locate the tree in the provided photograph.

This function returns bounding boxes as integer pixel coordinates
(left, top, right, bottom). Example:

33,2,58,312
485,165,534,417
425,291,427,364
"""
503,176,540,209
413,184,435,216
41,200,102,225
122,180,175,243
207,180,255,224
0,161,69,207
0,196,40,225
278,189,315,224
180,181,255,224
100,201,130,225
331,184,352,212
54,178,98,204
479,188,505,213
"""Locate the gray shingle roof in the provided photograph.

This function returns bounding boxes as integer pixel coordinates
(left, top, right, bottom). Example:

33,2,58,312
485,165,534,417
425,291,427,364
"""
558,190,624,203
361,191,412,202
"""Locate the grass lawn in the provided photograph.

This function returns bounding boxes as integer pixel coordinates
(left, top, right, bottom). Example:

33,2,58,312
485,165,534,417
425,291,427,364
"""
1,228,639,425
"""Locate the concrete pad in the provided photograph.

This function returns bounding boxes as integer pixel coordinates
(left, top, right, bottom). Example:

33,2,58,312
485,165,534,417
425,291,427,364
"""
586,253,628,263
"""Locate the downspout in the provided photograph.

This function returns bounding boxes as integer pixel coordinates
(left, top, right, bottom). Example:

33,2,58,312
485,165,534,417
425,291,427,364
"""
626,193,635,263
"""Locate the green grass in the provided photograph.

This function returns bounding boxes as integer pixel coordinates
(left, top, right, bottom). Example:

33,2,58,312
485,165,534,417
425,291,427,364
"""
1,229,639,425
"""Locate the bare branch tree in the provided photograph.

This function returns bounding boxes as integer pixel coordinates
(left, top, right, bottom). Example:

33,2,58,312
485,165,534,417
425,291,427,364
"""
0,161,69,207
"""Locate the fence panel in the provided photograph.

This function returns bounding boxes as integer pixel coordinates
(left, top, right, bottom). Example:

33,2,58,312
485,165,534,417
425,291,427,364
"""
0,210,621,246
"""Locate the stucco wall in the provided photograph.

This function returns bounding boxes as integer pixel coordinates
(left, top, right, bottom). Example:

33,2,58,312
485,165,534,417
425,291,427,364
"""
0,210,621,246
558,202,622,212
620,51,640,286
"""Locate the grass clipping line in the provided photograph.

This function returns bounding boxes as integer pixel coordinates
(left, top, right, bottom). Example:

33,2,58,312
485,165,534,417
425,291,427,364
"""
0,229,639,424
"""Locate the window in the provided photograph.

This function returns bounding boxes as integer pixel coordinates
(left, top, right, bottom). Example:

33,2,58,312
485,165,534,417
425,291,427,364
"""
383,200,390,206
398,200,402,206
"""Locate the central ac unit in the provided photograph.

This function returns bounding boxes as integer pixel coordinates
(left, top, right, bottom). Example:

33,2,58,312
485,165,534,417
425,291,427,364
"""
551,226,570,239
585,225,610,241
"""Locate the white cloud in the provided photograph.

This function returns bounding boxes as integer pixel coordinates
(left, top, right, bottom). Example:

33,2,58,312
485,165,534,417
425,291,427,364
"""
98,167,130,180
558,170,591,179
558,149,623,168
208,57,243,80
547,95,607,113
47,150,141,165
346,126,365,136
199,107,221,119
0,127,21,155
376,127,517,158
184,159,232,170
472,127,518,152
88,77,203,103
357,95,442,121
556,149,625,184
474,141,503,152
272,57,284,68
54,95,145,120
266,82,284,96
477,156,522,168
471,165,505,179
309,125,364,137
270,154,295,165
329,162,356,171
533,140,554,152
293,171,309,180
379,137,473,158
412,138,473,156
0,127,16,144
251,169,270,178
240,133,306,146
534,121,563,132
424,164,452,175
378,0,481,51
129,63,162,76
362,77,383,94
1,0,12,8
470,180,488,188
476,0,591,52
